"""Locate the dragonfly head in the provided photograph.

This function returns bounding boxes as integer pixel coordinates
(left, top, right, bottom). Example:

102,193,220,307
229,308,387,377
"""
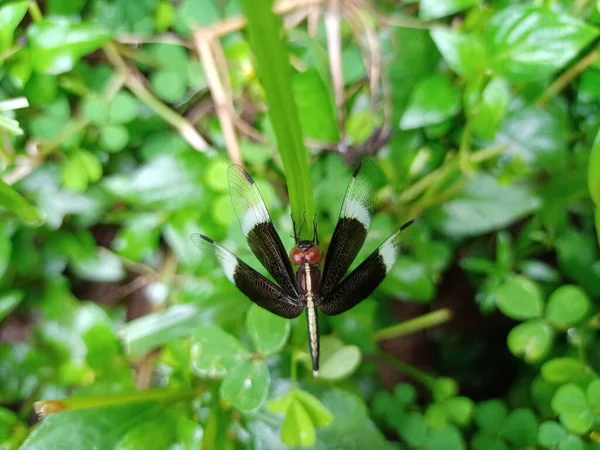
290,241,322,265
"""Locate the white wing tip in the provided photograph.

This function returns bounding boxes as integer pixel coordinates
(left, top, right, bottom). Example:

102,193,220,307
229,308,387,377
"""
313,370,319,377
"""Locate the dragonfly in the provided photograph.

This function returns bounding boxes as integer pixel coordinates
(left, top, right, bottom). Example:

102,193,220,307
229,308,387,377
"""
192,158,415,376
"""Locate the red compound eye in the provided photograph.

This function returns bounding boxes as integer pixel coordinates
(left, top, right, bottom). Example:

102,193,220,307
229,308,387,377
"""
305,246,322,264
290,247,305,265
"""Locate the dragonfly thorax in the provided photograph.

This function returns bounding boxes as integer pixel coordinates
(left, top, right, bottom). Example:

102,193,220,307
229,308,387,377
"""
289,242,322,265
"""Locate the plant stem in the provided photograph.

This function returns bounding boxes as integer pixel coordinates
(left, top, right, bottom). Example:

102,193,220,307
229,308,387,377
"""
373,308,453,342
458,122,473,174
377,351,436,389
536,49,600,107
103,42,208,151
28,1,43,23
34,387,200,417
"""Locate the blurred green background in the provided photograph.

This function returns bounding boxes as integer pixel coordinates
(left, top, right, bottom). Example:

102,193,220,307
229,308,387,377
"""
1,0,600,449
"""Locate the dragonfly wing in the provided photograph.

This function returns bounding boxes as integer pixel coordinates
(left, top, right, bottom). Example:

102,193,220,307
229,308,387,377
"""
192,234,303,318
319,220,416,316
321,157,381,295
228,165,298,297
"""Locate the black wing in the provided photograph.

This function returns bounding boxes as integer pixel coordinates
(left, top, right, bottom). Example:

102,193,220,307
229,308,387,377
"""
321,157,381,295
192,234,303,319
228,165,298,297
319,219,416,316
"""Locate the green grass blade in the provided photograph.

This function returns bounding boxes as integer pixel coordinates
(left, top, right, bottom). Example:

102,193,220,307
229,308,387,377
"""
241,0,315,240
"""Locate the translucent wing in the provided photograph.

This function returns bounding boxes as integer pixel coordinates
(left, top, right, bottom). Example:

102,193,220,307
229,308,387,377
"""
321,157,381,295
228,165,297,297
319,220,416,316
192,234,303,319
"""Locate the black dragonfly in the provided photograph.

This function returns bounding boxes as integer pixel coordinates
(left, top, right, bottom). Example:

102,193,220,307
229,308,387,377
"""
192,158,415,376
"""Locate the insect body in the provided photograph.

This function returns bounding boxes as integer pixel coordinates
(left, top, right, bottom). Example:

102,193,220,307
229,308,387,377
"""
192,158,415,376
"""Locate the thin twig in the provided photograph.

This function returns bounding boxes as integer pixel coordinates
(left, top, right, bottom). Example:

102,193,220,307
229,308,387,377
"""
193,32,242,165
325,0,346,146
203,0,326,38
536,49,600,107
116,33,194,49
103,42,208,151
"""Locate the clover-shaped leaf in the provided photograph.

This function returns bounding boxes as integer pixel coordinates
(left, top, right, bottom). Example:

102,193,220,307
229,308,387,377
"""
246,304,290,357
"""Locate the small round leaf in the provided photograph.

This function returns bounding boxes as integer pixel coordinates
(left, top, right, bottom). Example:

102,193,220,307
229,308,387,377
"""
586,379,600,408
220,360,270,412
507,320,554,363
552,384,586,415
190,325,250,378
474,400,508,435
100,125,129,152
109,92,138,124
559,409,593,434
319,345,361,380
246,304,290,357
545,285,590,328
442,396,474,426
558,434,584,450
541,358,587,384
495,275,544,320
538,421,566,447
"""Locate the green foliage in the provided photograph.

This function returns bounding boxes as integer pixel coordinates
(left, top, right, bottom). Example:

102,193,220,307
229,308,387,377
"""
2,0,600,449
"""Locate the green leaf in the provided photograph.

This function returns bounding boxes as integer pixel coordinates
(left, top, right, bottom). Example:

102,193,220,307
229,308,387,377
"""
419,0,477,20
424,426,465,450
379,257,435,302
220,360,270,412
0,222,11,279
99,124,129,152
541,358,588,384
589,128,600,205
507,319,554,363
500,408,538,447
190,325,250,378
242,0,314,240
559,409,593,435
392,412,427,446
0,291,24,323
428,173,540,237
538,421,566,448
268,391,294,414
400,74,461,130
70,247,125,282
27,18,111,75
81,95,110,126
552,384,587,415
474,400,507,435
442,396,474,426
433,377,458,402
103,151,206,210
470,77,510,140
150,70,187,102
485,6,599,82
109,92,139,124
319,343,362,380
246,304,290,357
0,1,28,52
120,304,201,356
394,383,417,407
545,285,590,328
586,379,600,408
294,390,334,428
21,404,197,450
430,27,487,78
495,275,544,320
558,434,584,450
280,399,315,447
495,98,568,171
293,69,339,142
0,178,45,226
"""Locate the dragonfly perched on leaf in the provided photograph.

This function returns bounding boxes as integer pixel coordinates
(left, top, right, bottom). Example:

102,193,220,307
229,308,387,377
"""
192,158,416,376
